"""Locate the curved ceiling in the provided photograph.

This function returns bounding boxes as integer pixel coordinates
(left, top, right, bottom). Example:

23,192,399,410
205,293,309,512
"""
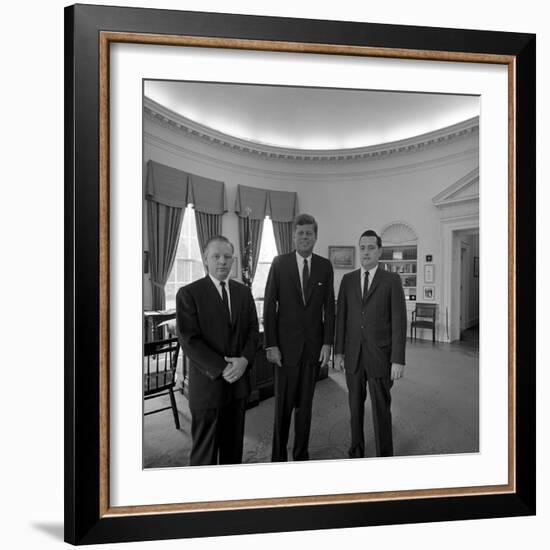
145,80,479,151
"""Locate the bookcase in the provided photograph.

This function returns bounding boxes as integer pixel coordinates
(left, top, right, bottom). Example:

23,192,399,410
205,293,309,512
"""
380,245,417,300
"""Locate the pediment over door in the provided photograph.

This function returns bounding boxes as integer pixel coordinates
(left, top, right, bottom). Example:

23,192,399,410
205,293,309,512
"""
432,168,479,220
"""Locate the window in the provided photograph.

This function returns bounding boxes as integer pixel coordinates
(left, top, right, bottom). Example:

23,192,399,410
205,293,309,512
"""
165,207,205,309
252,218,278,322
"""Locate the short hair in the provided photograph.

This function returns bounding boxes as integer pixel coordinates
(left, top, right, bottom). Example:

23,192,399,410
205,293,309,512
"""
293,213,318,236
359,230,382,248
203,235,235,254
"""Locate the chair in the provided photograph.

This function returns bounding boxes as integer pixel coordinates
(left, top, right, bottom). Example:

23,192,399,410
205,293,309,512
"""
143,337,180,429
410,303,437,342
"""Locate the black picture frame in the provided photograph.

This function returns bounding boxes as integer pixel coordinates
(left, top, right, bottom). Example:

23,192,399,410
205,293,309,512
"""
65,4,536,545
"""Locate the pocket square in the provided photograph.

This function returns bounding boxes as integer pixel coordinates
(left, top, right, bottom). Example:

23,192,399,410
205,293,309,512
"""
318,282,323,286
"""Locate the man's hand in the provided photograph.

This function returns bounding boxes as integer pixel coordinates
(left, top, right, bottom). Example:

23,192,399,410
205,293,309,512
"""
266,346,282,367
319,345,332,368
334,354,345,372
391,363,405,381
223,356,248,384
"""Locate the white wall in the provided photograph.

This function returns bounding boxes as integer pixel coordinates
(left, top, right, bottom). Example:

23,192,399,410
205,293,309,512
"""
4,1,547,550
145,111,478,340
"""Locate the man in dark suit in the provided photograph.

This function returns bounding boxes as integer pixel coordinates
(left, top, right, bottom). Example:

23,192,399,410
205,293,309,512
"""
335,230,407,458
264,214,335,462
176,235,259,466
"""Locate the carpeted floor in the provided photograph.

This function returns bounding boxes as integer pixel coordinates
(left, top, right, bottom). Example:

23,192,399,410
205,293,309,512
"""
143,338,478,468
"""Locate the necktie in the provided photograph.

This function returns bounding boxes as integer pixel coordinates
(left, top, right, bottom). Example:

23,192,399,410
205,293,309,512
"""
220,281,231,320
302,258,310,303
362,270,369,302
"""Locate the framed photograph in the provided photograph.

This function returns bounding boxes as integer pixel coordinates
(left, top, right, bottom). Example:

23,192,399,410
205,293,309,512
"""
328,246,356,269
65,4,535,546
423,286,435,300
424,264,435,283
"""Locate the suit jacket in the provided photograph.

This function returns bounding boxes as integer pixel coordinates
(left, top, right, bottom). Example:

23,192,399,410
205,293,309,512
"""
335,266,407,377
263,251,335,366
176,276,259,410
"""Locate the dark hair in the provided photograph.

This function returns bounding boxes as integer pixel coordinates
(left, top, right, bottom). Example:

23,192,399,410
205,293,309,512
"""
203,235,235,254
293,213,318,236
359,230,382,248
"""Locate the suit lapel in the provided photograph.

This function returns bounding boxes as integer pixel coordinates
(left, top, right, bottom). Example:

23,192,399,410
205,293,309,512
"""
305,254,322,304
288,252,304,303
228,279,239,327
352,269,362,304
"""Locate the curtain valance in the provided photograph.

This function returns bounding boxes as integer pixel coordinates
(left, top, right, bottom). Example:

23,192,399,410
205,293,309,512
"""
145,160,190,208
234,184,299,222
145,160,226,214
266,189,299,223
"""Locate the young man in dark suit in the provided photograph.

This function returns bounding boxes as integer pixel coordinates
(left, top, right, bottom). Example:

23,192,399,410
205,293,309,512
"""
263,214,335,462
176,236,259,466
335,230,407,458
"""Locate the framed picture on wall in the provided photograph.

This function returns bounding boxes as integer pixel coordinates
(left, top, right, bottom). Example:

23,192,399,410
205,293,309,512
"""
424,264,435,283
65,4,535,545
328,246,356,269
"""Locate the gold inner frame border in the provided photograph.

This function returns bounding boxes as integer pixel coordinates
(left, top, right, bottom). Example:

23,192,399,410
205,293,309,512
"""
98,31,517,518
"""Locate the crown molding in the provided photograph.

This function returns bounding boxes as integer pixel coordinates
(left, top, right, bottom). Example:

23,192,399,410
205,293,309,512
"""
145,130,478,183
144,97,479,163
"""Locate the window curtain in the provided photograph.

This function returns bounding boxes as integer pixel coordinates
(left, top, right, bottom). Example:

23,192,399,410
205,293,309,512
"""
195,212,222,258
145,161,227,308
238,217,264,282
272,221,294,255
234,185,299,280
268,189,299,254
188,173,227,268
145,160,189,311
234,185,268,283
147,201,185,311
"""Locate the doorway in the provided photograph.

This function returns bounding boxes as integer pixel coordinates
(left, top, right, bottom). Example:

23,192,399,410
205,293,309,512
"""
456,231,479,344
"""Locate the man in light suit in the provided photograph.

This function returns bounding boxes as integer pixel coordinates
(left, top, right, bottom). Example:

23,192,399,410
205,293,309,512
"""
264,214,335,462
176,236,259,466
335,230,407,457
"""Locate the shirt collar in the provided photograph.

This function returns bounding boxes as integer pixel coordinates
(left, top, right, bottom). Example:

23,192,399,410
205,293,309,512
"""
295,251,313,264
361,264,379,278
208,273,229,288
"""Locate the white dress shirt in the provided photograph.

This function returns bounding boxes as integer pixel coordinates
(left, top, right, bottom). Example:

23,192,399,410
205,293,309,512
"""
360,264,378,296
296,251,313,288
